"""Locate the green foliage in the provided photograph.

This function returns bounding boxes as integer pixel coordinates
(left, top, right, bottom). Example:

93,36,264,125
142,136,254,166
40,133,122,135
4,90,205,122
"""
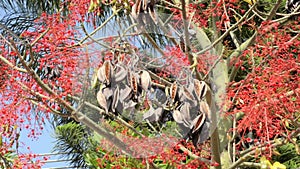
0,150,17,168
272,139,300,169
53,122,90,168
88,131,145,168
0,0,64,35
162,121,182,138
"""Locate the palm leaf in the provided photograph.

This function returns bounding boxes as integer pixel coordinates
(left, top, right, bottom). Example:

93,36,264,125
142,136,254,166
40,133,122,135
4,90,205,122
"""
53,122,90,168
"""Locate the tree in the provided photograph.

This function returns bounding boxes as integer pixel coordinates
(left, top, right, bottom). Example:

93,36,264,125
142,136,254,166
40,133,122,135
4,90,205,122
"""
0,0,299,168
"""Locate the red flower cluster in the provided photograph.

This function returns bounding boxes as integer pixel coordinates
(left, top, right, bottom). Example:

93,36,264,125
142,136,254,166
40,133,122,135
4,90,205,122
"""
227,22,300,156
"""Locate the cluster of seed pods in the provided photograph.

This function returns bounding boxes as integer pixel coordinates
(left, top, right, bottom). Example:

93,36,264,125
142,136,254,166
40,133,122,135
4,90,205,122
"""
95,59,213,146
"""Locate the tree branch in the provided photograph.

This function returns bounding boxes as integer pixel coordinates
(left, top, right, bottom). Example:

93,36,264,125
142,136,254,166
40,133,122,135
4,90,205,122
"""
4,32,135,156
0,54,27,73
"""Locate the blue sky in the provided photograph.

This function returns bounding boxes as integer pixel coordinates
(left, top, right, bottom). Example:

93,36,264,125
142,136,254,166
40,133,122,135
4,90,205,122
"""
0,8,69,168
1,5,119,168
19,122,69,168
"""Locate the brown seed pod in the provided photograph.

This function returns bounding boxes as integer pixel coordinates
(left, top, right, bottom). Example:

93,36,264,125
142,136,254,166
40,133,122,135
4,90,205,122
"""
170,81,178,102
191,113,206,134
128,71,138,95
97,66,105,83
199,101,211,121
181,86,195,101
179,103,192,127
114,65,127,82
97,90,108,113
104,60,112,85
194,79,207,100
143,106,163,122
119,85,132,102
97,60,112,85
143,96,151,110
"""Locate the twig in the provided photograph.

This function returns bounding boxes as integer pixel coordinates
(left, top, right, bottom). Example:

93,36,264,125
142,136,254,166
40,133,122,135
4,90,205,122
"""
148,70,172,86
196,2,257,55
30,27,50,46
270,2,300,23
228,139,284,169
239,162,261,167
178,144,211,164
0,54,27,73
161,0,181,10
30,99,70,118
0,23,26,42
72,10,120,47
202,47,225,80
14,78,71,118
253,8,266,21
80,23,113,49
265,0,283,21
181,0,191,55
142,32,165,55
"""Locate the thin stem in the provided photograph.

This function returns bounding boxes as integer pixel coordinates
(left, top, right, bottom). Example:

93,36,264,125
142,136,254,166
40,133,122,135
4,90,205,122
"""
202,47,225,80
265,0,282,21
0,54,27,73
73,10,120,47
256,1,299,23
229,139,284,169
196,2,257,55
181,0,191,55
30,99,70,118
161,0,181,10
30,27,50,46
178,144,211,164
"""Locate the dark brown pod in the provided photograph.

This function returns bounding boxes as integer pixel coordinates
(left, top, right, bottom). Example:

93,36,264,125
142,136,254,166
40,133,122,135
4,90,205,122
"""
170,81,178,102
181,86,195,101
194,79,207,100
129,72,138,95
199,101,211,121
104,60,112,85
97,60,113,85
191,113,206,134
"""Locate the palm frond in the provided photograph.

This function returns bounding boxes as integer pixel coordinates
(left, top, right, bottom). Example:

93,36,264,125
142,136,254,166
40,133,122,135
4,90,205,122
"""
53,122,90,168
0,0,62,14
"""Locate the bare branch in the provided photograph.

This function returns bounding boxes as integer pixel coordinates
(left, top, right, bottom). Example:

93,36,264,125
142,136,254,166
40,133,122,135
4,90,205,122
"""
181,0,191,55
266,0,283,21
178,144,212,164
228,139,284,169
73,10,121,47
0,54,27,73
